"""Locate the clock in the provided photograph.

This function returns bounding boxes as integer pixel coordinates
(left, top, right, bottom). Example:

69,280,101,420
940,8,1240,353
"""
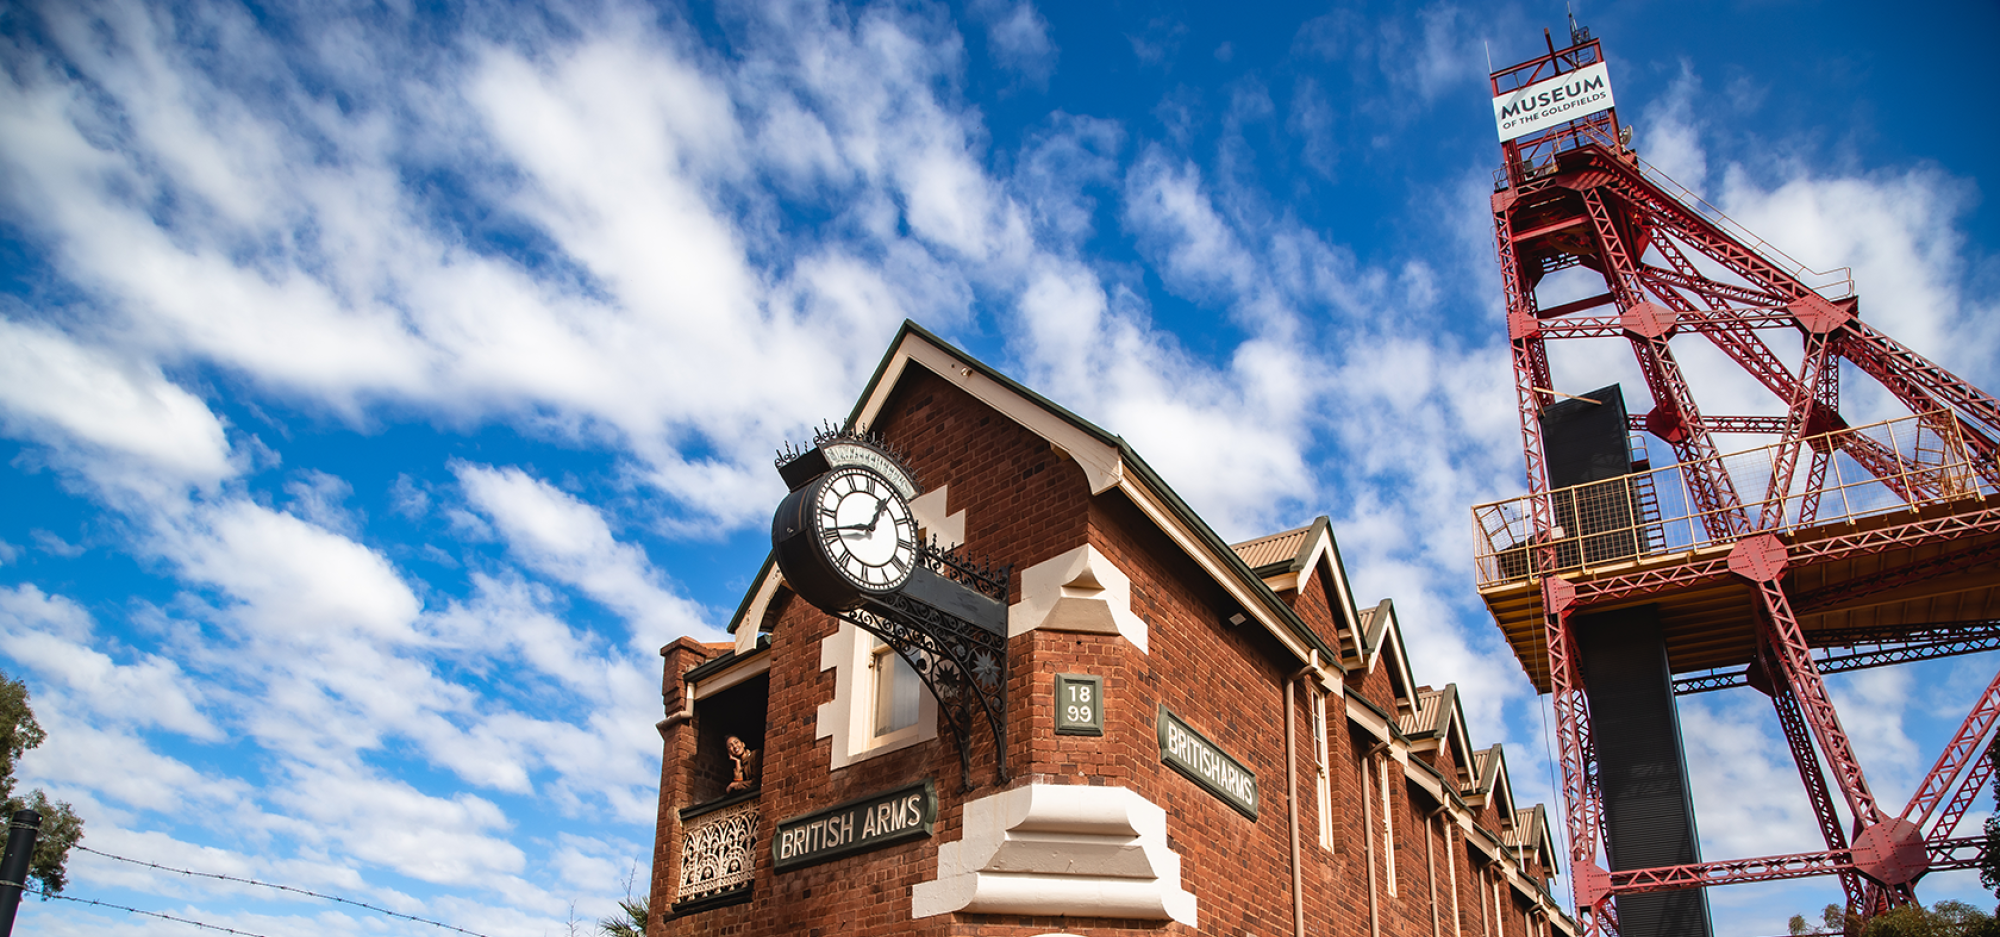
772,465,921,610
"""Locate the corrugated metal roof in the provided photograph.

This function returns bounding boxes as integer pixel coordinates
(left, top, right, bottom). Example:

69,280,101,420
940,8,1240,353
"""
1504,806,1544,849
1396,686,1447,736
1230,524,1311,571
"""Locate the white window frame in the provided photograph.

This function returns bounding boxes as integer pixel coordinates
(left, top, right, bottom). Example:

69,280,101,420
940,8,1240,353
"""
870,635,922,737
817,621,938,769
1380,756,1398,897
1313,691,1332,849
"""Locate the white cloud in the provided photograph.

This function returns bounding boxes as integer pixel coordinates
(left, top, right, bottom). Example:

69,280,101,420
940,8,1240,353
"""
0,585,218,740
0,318,233,495
161,499,421,642
454,463,721,646
26,709,249,819
1720,165,1998,409
974,0,1057,85
275,764,524,887
1123,149,1258,301
1638,61,1709,193
1682,692,1833,860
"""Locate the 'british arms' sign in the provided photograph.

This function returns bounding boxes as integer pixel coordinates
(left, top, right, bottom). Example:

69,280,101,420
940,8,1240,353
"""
772,779,936,870
1157,706,1258,820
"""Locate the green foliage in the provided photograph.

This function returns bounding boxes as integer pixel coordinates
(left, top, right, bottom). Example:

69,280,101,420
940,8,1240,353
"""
597,897,647,937
1797,903,1857,936
1860,901,1999,937
597,863,647,937
0,673,84,896
1985,740,2000,900
0,676,46,807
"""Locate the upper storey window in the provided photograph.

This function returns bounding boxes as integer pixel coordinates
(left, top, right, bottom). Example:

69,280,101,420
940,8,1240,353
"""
818,622,937,769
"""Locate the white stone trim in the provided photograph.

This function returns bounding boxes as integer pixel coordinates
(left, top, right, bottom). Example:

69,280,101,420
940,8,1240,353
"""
911,783,1197,925
1007,544,1149,653
734,568,783,655
908,485,965,550
855,337,1126,495
687,651,770,703
815,621,938,770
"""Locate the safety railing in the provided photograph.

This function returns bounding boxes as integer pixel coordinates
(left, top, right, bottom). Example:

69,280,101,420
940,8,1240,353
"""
676,793,759,907
1631,155,1855,301
1473,412,1993,587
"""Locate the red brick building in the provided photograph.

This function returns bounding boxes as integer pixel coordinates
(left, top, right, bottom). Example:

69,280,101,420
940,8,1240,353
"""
649,323,1576,937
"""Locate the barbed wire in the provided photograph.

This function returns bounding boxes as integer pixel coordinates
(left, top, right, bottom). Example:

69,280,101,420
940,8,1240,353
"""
27,888,277,937
74,844,496,937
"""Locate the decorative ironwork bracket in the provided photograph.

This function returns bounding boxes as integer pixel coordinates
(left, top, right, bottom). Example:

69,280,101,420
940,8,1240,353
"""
837,542,1010,791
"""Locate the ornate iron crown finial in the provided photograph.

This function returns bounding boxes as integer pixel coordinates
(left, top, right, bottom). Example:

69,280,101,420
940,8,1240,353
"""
772,421,920,492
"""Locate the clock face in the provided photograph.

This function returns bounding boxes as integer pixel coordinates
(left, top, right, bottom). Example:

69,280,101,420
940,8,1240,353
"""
812,466,919,593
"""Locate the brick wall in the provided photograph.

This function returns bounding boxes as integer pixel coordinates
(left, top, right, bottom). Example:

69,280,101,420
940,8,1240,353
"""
649,349,1571,937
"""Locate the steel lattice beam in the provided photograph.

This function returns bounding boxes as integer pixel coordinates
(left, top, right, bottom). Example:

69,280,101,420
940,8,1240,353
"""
1570,504,2000,607
1487,32,2000,927
1602,835,1986,897
1902,669,2000,831
1675,634,2000,694
1736,540,1886,829
1764,633,1867,910
1929,739,1997,843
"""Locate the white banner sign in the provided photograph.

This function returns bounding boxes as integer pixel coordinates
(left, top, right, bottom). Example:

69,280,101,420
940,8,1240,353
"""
1493,61,1615,142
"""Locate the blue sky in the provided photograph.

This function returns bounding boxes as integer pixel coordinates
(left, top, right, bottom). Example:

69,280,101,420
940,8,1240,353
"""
2,1,1997,934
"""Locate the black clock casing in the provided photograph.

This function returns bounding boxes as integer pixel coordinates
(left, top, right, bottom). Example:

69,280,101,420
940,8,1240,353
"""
772,465,919,611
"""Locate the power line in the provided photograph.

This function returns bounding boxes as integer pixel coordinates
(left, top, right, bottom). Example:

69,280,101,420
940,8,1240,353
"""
28,888,277,937
74,845,496,937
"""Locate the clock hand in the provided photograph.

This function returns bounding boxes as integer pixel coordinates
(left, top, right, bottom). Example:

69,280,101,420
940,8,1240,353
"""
831,497,892,533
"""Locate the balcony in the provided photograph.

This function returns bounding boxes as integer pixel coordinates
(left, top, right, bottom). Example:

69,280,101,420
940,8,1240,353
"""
1472,411,1994,588
674,791,759,915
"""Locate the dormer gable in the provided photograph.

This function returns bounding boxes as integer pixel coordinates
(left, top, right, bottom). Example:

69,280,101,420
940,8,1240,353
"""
1364,599,1417,711
1505,804,1561,881
1394,683,1477,781
1464,743,1518,821
1230,516,1362,652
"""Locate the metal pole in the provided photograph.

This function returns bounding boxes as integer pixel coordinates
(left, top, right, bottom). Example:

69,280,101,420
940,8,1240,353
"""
0,808,42,937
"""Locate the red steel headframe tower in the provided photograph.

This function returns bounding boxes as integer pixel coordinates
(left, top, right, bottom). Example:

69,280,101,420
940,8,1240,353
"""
1473,22,2000,935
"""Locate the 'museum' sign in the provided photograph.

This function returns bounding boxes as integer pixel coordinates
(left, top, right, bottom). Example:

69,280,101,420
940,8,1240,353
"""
772,780,936,870
1492,61,1615,142
1157,707,1258,820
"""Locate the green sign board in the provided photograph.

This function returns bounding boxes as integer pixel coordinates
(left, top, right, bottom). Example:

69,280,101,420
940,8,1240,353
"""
1157,706,1258,820
772,779,936,870
1055,673,1104,736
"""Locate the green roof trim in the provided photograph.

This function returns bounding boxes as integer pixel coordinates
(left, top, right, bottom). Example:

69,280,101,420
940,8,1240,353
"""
724,553,779,635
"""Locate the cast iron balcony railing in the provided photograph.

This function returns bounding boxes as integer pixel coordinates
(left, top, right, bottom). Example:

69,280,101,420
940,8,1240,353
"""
676,792,759,910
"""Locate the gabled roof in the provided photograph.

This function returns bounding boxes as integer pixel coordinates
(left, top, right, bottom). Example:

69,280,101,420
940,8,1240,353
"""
1357,598,1416,705
1397,685,1451,736
1232,524,1311,572
1396,684,1478,778
740,321,1342,672
1231,516,1363,647
1506,804,1561,874
1463,743,1518,821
